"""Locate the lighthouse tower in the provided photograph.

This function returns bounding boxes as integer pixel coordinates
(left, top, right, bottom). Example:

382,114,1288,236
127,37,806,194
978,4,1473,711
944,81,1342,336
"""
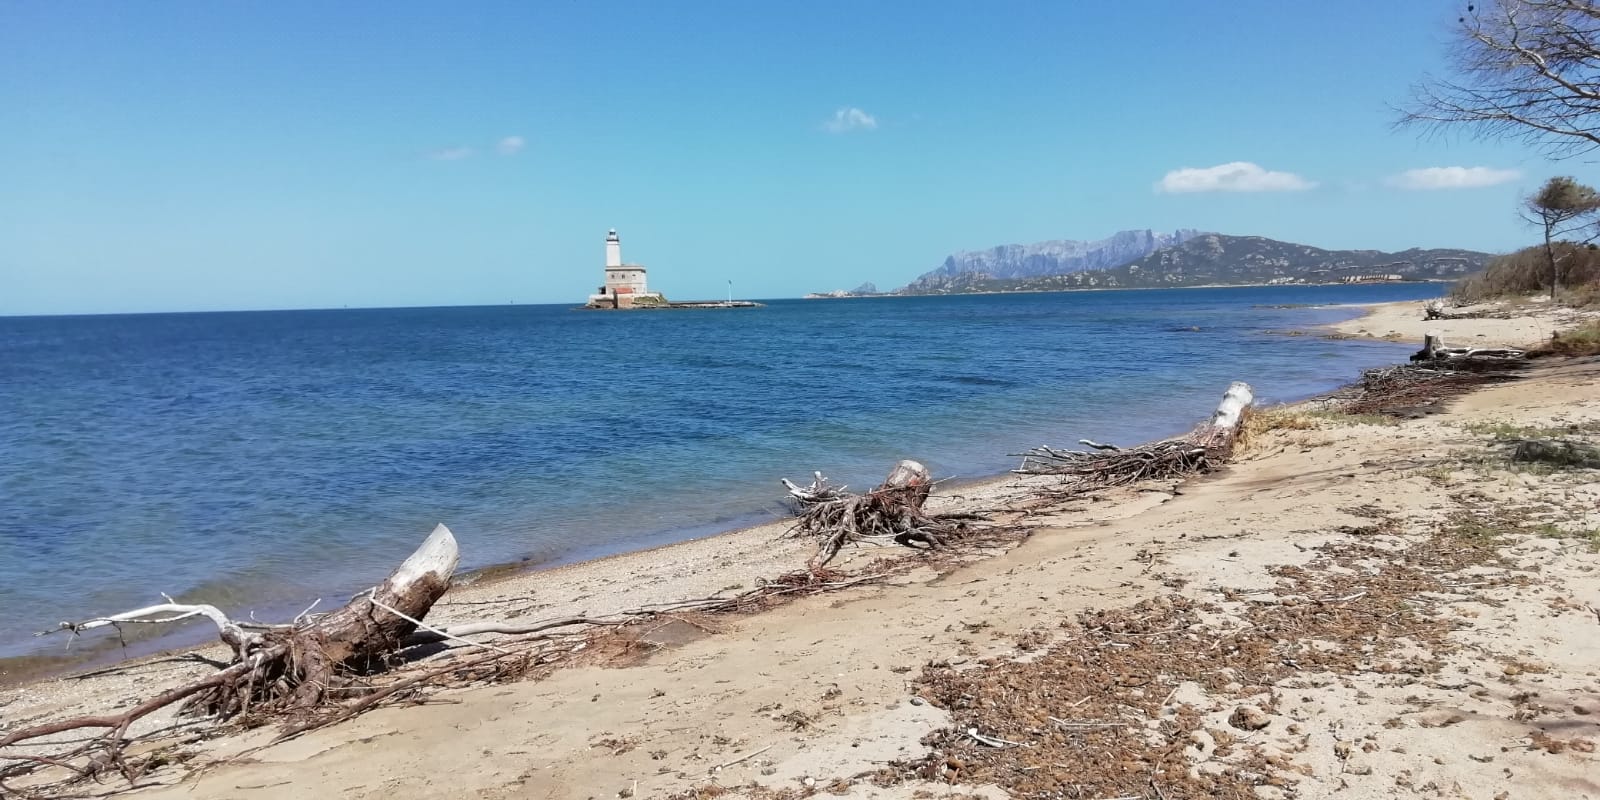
587,228,655,308
605,229,622,268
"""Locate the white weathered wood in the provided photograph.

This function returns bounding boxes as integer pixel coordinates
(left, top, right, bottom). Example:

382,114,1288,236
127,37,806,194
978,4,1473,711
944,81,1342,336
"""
781,471,846,503
387,523,460,591
882,459,930,489
1419,331,1442,360
39,600,263,658
38,524,461,666
1207,382,1254,432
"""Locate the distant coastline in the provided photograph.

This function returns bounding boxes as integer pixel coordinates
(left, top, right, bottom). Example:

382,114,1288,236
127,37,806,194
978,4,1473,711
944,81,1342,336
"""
801,278,1452,300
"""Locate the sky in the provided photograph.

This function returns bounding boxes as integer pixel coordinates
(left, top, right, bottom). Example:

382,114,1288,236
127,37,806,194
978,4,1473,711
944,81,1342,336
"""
4,1,1600,315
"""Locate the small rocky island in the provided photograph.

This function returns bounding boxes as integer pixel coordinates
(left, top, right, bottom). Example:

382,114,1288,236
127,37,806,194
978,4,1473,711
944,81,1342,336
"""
583,230,762,310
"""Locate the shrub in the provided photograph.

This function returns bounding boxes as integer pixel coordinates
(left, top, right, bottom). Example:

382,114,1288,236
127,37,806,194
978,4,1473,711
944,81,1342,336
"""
1451,242,1600,303
1529,318,1600,357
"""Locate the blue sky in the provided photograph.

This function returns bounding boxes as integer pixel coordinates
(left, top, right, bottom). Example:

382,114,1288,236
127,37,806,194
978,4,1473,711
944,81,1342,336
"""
3,1,1596,314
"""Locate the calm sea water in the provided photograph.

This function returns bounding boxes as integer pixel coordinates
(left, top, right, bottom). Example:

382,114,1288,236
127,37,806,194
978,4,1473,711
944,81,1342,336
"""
0,284,1442,662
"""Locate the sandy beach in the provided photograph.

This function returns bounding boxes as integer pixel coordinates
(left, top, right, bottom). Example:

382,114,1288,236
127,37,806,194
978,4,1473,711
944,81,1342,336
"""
4,298,1600,799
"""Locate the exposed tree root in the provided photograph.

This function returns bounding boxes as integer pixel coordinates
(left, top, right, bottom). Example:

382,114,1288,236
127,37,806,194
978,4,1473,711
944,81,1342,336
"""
0,553,905,796
783,460,987,571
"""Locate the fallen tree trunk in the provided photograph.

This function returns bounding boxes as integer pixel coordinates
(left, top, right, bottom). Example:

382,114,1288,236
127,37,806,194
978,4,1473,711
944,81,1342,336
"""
4,524,461,779
1423,300,1488,321
1411,331,1526,364
1013,382,1254,490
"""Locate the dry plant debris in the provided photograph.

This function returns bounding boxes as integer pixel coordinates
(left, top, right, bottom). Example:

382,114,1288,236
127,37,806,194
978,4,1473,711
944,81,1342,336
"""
875,518,1520,799
1335,363,1522,418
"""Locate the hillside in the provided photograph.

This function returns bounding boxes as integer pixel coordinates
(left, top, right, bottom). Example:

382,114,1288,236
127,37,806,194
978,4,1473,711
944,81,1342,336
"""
901,228,1202,293
896,233,1491,294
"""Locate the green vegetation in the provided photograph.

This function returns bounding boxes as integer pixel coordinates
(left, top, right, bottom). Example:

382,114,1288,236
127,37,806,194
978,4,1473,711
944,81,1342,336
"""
1304,409,1400,427
1412,464,1457,486
1526,177,1600,301
1461,418,1600,440
1531,318,1600,357
1534,524,1600,552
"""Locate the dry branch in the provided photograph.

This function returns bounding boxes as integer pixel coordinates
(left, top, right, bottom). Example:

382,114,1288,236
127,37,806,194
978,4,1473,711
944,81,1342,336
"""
1012,382,1254,496
780,470,848,509
783,460,975,571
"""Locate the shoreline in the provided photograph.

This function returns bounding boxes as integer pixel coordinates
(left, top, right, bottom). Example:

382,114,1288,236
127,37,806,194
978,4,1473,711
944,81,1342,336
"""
6,297,1600,797
0,299,1431,684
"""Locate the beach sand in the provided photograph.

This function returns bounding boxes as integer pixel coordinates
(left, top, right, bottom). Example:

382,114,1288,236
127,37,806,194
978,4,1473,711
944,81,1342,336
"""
4,299,1600,798
1330,296,1595,348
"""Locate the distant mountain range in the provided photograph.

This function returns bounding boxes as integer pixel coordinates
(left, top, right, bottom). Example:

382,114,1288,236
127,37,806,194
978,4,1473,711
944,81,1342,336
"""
901,229,1202,294
867,231,1491,296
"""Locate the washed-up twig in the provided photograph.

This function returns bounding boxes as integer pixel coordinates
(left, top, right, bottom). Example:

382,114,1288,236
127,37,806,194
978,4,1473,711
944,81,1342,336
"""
370,596,512,656
711,743,775,772
967,728,1030,748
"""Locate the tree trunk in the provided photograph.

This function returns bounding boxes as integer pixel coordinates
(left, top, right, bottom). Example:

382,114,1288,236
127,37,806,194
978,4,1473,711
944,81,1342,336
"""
1546,223,1559,301
311,523,459,672
225,523,460,712
879,459,932,513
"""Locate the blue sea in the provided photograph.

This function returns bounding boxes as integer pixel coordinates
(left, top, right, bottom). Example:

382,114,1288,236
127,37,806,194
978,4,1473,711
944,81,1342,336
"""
0,284,1443,665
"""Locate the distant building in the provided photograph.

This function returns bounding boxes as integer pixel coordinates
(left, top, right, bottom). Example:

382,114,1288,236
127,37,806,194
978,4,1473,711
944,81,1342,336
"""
587,229,665,308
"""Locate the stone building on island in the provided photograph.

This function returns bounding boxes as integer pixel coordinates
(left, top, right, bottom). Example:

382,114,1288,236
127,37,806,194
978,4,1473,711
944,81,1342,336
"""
586,229,666,309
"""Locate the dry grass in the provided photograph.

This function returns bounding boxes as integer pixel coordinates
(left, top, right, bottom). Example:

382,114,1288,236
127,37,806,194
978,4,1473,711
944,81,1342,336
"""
1530,319,1600,357
1237,407,1394,454
1451,242,1600,304
1237,407,1316,452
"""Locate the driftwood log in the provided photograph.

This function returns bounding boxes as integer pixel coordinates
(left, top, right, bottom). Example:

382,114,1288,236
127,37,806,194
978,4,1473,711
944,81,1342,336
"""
1411,331,1526,363
0,525,461,785
1423,299,1490,321
783,459,961,571
1014,382,1254,492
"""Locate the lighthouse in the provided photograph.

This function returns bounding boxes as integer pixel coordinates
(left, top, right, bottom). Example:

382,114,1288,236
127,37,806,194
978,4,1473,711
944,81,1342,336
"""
587,229,657,308
605,228,622,269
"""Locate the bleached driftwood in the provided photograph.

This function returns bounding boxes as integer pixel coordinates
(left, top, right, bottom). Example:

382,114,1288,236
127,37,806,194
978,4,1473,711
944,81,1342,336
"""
3,524,463,782
1423,299,1484,321
781,471,847,507
1412,331,1525,363
1014,382,1254,488
41,599,267,659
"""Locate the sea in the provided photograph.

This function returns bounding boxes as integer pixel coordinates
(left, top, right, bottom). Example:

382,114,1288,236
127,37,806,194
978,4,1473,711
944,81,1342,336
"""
0,283,1444,667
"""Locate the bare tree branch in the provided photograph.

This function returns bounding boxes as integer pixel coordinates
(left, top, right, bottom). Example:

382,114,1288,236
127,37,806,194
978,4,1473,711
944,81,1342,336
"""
1401,0,1600,157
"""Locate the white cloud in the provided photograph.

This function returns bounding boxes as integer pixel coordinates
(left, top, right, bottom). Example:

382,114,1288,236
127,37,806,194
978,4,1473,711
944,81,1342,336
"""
1156,162,1316,194
429,146,474,161
1386,166,1521,190
823,107,878,133
496,135,526,156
